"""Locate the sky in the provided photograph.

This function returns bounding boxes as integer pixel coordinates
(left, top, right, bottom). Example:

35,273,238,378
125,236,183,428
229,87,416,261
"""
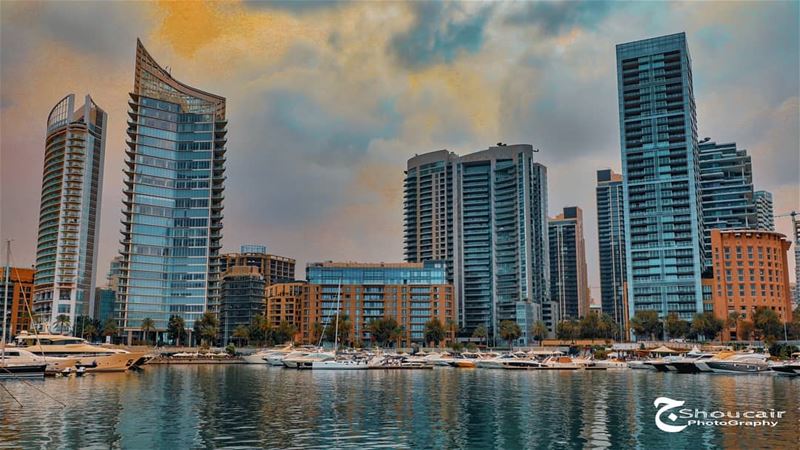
1,0,798,301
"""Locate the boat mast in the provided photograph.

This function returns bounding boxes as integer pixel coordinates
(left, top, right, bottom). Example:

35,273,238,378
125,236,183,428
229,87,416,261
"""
2,240,10,362
333,279,341,352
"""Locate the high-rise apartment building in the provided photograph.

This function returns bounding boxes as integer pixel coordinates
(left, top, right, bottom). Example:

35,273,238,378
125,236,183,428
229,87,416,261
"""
404,144,549,344
220,266,266,344
596,169,627,326
34,94,107,328
548,207,590,321
754,191,775,231
1,267,35,337
617,33,705,324
699,140,756,263
117,40,227,340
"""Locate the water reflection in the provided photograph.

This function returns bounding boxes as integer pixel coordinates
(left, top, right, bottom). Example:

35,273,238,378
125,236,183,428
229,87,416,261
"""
1,367,798,449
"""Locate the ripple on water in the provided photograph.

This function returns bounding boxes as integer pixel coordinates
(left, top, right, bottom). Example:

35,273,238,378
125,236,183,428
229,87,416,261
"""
0,366,798,449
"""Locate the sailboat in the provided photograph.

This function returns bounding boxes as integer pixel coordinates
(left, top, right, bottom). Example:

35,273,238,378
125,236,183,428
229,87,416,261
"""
1,240,46,379
311,280,369,370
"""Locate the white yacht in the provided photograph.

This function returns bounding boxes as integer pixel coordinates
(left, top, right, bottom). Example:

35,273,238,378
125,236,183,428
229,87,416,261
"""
541,356,583,370
283,351,335,369
13,332,150,372
311,357,372,370
0,347,82,374
696,352,770,374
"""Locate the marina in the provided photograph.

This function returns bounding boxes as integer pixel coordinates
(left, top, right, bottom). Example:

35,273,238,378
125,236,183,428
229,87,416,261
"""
1,364,798,449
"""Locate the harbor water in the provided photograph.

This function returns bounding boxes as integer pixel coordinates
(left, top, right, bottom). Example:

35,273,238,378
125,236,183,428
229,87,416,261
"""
1,365,798,449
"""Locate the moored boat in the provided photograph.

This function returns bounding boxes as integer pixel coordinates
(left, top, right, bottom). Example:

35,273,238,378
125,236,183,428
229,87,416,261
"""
0,363,47,379
0,347,81,374
13,332,149,372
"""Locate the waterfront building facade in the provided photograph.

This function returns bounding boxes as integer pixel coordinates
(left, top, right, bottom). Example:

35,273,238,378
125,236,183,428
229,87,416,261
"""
220,266,266,344
596,169,627,327
117,40,227,339
754,191,775,231
699,141,756,264
305,261,454,346
220,248,295,286
265,282,308,339
93,288,116,325
792,213,800,306
404,145,549,344
709,230,793,339
1,267,35,338
34,94,106,329
617,33,705,325
548,207,590,320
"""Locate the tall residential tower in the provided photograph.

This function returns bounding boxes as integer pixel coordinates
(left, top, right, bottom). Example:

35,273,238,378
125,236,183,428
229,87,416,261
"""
754,191,775,231
404,144,549,344
548,207,590,321
596,169,627,327
617,33,705,324
117,40,227,341
34,94,107,328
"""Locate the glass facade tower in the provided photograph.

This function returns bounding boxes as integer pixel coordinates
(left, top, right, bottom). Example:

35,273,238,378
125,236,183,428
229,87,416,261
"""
548,207,590,321
404,144,549,344
34,94,107,329
117,40,226,337
754,190,775,231
699,140,756,264
617,33,705,323
596,169,627,326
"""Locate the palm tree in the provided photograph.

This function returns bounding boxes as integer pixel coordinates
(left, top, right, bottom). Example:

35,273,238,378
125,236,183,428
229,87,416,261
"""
102,319,119,341
499,320,521,349
472,324,487,348
82,324,98,342
55,314,71,335
141,317,156,345
445,319,458,347
531,321,548,346
726,312,740,342
423,318,446,347
167,315,186,346
232,325,250,347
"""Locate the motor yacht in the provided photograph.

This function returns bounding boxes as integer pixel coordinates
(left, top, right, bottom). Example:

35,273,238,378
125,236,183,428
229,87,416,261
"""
695,352,770,374
627,360,655,370
664,348,716,373
0,347,82,374
243,346,293,364
771,353,800,376
541,356,582,370
311,356,372,370
284,351,335,369
594,359,629,370
13,332,149,372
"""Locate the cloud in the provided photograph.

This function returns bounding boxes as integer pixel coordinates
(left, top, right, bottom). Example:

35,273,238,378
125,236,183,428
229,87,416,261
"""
241,0,348,14
504,0,618,35
389,1,495,69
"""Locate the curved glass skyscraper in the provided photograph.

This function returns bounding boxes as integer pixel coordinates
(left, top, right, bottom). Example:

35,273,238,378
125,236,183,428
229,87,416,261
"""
34,94,107,329
118,40,226,340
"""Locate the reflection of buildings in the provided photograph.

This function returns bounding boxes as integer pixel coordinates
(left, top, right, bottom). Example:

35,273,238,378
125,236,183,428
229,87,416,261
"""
709,229,793,339
405,145,550,344
34,94,106,328
549,207,590,321
220,266,266,344
266,261,455,346
1,267,35,336
617,33,705,324
117,40,227,339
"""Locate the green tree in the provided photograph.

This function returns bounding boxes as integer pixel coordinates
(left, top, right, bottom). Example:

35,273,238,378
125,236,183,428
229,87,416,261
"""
725,312,741,342
423,318,446,347
472,324,488,347
556,320,580,341
55,314,71,335
665,312,690,339
499,320,521,349
102,318,118,339
324,314,352,348
753,307,782,343
311,322,325,345
274,321,297,344
738,320,755,341
599,314,620,340
167,315,187,346
579,314,602,339
141,317,156,345
368,317,401,347
690,313,723,342
630,310,662,341
194,311,220,346
82,323,98,342
248,314,272,346
531,321,548,344
232,325,250,346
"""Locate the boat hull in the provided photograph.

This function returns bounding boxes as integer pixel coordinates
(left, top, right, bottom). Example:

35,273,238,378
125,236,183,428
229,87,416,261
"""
772,364,800,376
242,354,269,364
0,364,47,379
704,361,770,374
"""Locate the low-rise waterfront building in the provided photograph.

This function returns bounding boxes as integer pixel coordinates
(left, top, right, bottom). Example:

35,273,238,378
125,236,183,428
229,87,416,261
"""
709,229,793,339
304,261,455,346
220,266,266,344
265,282,308,339
1,267,35,337
221,246,295,286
